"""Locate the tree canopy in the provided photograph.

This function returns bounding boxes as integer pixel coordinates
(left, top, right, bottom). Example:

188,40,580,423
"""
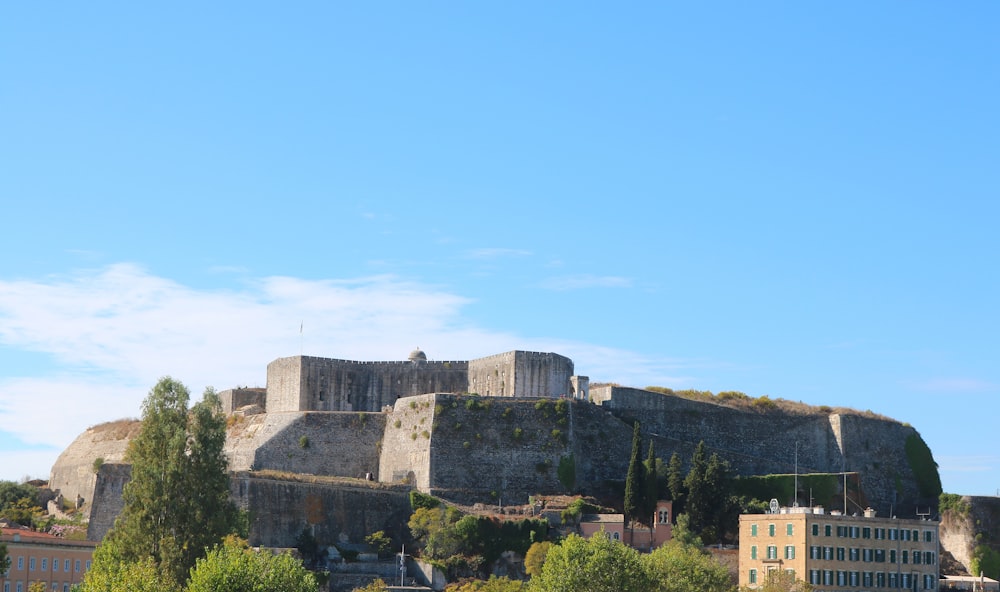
83,378,242,590
527,532,652,592
186,536,319,592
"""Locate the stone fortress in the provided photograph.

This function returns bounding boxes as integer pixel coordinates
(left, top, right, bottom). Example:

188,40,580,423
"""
50,347,939,553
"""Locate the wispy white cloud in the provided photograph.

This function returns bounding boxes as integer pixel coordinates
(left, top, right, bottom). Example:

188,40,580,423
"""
0,263,694,481
540,274,633,291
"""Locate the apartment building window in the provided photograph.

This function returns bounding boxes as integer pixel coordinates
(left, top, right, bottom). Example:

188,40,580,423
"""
75,560,80,572
751,524,758,537
824,547,833,560
749,569,757,584
924,530,935,543
812,524,819,536
875,527,885,540
849,547,860,561
875,549,886,563
836,547,845,561
86,560,91,570
785,546,796,560
889,529,898,540
889,572,898,588
29,558,35,572
850,571,859,586
925,551,936,564
769,524,776,537
787,523,794,536
40,559,47,572
810,546,820,559
51,558,56,571
837,525,847,537
767,546,778,560
902,573,912,589
837,570,846,586
863,527,872,539
877,572,886,587
863,571,874,587
911,529,919,541
850,526,860,538
751,546,758,560
64,560,69,573
825,524,832,537
3,582,8,592
17,557,24,570
863,548,874,562
902,550,909,564
924,574,935,590
810,570,820,585
16,583,23,592
913,550,922,565
890,550,897,563
823,570,833,586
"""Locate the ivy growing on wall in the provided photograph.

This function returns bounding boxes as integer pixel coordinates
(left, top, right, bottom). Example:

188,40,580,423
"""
904,433,942,498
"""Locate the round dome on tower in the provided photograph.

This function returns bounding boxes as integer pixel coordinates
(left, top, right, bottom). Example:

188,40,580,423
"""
408,347,427,363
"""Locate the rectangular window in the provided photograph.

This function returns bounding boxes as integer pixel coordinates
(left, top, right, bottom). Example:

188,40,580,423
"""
767,545,778,560
751,524,758,537
912,529,919,541
769,524,776,537
810,546,820,559
3,582,7,592
863,548,874,562
836,547,845,561
837,570,846,586
810,570,820,585
849,547,859,561
851,526,860,538
16,583,23,592
850,571,859,586
65,560,70,572
52,558,57,572
751,545,758,560
825,524,832,537
823,570,833,586
17,557,23,570
913,550,922,565
889,528,898,540
876,527,885,540
824,547,834,560
875,549,886,563
29,558,35,571
837,525,847,537
889,572,898,588
926,551,936,564
75,560,81,572
86,560,92,570
924,530,934,542
787,523,794,536
41,559,47,572
785,546,795,560
925,574,935,590
902,550,909,564
902,573,911,589
890,550,897,564
864,571,874,587
749,569,757,584
812,523,819,536
877,572,886,587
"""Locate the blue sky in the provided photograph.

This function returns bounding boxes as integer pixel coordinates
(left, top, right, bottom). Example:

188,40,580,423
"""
1,3,998,496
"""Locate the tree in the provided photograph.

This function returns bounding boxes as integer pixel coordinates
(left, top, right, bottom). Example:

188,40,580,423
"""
186,536,319,592
524,541,552,577
683,442,709,535
0,525,9,578
666,452,685,515
527,532,652,592
352,581,389,592
623,422,643,529
740,570,813,592
78,552,180,592
84,378,241,590
446,576,526,592
365,530,393,558
643,538,734,592
643,440,659,525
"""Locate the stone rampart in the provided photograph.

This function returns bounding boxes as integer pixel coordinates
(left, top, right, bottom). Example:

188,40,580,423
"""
49,419,141,520
230,472,413,549
467,351,574,398
87,463,131,541
379,394,437,490
227,411,385,478
590,386,928,514
219,387,266,414
940,496,1000,574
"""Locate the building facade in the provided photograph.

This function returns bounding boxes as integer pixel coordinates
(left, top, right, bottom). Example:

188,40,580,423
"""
739,506,939,591
0,526,97,592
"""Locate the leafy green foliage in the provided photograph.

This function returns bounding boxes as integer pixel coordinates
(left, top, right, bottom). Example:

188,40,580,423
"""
643,538,734,592
524,541,552,577
557,454,575,490
0,526,9,580
527,532,652,592
623,422,643,525
972,544,1000,581
940,492,971,516
410,490,442,510
739,570,813,592
84,378,241,590
643,440,658,528
81,552,180,592
905,433,942,498
365,530,393,557
187,537,319,592
446,576,526,591
352,581,389,592
733,474,839,509
666,452,685,515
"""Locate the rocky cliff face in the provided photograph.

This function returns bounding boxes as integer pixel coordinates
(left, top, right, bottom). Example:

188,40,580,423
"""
940,496,1000,575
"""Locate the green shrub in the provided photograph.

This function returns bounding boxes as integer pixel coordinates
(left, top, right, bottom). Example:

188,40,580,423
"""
298,436,310,449
513,428,523,441
905,433,943,498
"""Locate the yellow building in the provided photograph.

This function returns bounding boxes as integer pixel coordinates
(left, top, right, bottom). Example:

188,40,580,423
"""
739,505,939,591
1,525,97,592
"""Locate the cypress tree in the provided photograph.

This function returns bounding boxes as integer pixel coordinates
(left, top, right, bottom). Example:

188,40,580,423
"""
666,451,685,515
643,440,658,528
623,421,643,529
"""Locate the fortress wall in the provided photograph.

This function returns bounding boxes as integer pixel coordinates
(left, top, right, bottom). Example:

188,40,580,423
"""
87,463,131,541
49,419,141,520
231,474,414,549
467,351,573,398
227,412,386,478
939,496,1000,573
266,357,305,413
422,396,577,502
219,387,266,414
591,386,926,514
271,357,469,413
379,394,437,490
